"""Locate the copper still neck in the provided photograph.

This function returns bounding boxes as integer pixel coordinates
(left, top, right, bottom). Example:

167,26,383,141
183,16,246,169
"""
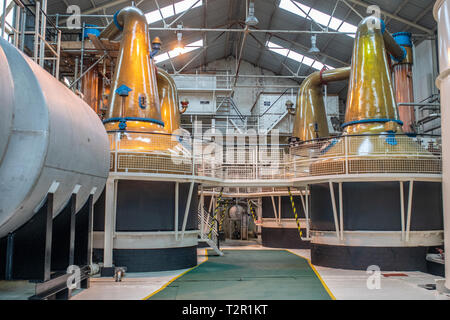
344,17,406,135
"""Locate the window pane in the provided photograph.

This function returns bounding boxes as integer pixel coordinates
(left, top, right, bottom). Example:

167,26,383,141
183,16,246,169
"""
175,0,202,14
309,9,331,26
279,0,307,18
287,50,304,62
279,0,356,38
155,52,170,63
145,0,203,24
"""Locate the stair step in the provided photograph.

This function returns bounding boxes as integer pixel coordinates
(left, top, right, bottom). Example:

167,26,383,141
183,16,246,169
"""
199,238,224,256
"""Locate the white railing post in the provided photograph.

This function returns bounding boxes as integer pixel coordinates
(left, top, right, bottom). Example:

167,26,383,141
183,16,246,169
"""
344,135,349,174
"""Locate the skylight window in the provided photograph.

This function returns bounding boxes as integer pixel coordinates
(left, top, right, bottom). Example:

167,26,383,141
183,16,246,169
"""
145,0,203,24
279,0,357,38
154,39,204,64
266,41,334,71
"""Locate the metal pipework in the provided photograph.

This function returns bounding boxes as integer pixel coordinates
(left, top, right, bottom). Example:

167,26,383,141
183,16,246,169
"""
157,68,182,133
0,38,109,237
383,30,407,63
344,17,404,135
82,66,100,114
101,6,164,133
391,32,416,133
292,67,350,142
180,100,189,114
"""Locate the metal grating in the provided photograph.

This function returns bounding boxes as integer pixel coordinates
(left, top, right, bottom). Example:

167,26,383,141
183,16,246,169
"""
108,132,442,179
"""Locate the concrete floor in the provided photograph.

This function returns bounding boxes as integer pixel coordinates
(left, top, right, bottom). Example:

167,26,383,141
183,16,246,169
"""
288,249,449,300
0,280,36,300
71,249,208,300
69,243,450,300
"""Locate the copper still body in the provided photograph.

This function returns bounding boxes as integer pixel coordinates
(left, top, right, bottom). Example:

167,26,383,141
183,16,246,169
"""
309,17,439,175
101,6,164,135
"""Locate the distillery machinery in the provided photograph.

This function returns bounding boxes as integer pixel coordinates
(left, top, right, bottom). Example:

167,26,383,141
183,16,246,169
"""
291,66,351,143
291,17,443,271
260,65,351,249
0,37,109,287
259,67,351,249
391,32,416,134
92,5,197,274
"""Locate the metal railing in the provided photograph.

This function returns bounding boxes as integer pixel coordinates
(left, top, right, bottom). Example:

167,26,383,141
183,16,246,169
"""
108,132,442,181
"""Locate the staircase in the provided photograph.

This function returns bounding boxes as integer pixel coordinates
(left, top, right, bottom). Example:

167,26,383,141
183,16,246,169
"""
198,208,224,256
216,96,247,133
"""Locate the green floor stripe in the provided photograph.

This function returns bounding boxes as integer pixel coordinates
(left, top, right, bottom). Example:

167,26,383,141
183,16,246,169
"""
148,250,332,300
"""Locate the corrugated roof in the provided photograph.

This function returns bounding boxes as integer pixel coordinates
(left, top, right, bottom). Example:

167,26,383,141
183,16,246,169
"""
46,0,436,89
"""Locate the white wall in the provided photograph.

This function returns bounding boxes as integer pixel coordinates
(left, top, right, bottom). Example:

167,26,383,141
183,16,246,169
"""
179,57,341,135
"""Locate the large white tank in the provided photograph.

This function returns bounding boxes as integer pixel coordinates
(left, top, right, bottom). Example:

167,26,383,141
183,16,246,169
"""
0,38,110,238
434,0,450,291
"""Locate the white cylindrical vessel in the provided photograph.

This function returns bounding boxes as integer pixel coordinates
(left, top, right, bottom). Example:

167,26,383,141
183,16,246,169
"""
0,38,110,238
434,0,450,290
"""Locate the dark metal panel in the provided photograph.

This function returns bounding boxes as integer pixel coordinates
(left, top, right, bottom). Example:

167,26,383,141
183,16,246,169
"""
51,194,76,271
261,227,309,249
74,194,94,267
311,182,443,232
116,180,175,231
115,180,198,232
311,243,430,271
310,183,337,231
112,246,197,272
408,182,443,231
9,194,53,281
93,187,105,232
178,182,198,230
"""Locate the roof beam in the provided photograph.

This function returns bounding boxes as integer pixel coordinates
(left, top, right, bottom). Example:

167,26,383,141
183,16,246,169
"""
343,0,433,34
82,0,129,15
249,32,304,77
256,0,280,66
279,0,320,75
233,26,249,86
202,0,207,70
224,0,234,57
384,0,410,25
404,2,435,33
320,1,357,63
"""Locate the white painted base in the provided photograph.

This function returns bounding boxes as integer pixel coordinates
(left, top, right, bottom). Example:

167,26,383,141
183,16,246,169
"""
93,230,198,250
311,230,444,247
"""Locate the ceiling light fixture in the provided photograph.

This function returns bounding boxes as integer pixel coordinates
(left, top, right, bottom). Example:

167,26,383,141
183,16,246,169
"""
175,23,184,50
308,34,320,54
245,1,259,26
